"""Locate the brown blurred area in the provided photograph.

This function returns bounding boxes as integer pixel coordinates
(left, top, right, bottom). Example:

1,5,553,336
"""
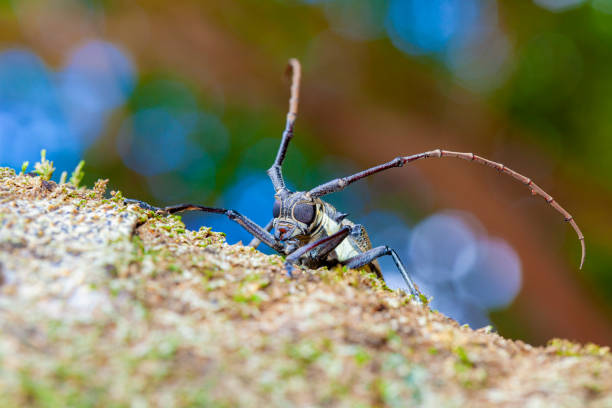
1,0,610,345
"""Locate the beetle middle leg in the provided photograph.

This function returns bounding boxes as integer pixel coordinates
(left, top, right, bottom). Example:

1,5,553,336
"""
345,246,422,301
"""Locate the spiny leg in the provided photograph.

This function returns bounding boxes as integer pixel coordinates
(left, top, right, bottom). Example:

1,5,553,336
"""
248,219,274,248
267,58,301,193
309,149,585,269
125,199,285,253
284,226,351,277
345,246,422,301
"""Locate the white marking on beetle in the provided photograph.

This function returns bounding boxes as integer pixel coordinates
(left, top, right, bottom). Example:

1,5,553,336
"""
320,213,359,262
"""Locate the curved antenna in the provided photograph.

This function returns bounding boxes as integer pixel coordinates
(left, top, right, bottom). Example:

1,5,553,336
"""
267,58,302,193
309,149,585,269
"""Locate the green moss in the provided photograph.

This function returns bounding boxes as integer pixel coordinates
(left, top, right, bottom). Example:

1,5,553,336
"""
453,346,474,367
200,268,219,279
33,149,55,180
359,270,390,291
180,390,231,408
548,338,581,357
19,369,62,407
233,293,262,304
110,190,124,203
585,343,610,356
168,264,181,273
69,160,86,188
1,167,16,178
353,347,372,366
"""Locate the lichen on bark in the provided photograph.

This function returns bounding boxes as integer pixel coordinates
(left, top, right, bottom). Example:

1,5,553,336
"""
0,169,610,407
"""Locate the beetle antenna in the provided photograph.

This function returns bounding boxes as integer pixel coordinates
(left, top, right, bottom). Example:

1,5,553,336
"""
267,58,301,193
309,149,585,269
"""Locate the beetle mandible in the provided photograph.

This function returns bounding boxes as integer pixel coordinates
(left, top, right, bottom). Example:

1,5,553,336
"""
127,59,585,301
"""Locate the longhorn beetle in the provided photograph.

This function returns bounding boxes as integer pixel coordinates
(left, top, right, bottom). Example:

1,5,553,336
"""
127,59,585,301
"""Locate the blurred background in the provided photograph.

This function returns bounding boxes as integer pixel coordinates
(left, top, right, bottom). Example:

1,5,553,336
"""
0,0,610,346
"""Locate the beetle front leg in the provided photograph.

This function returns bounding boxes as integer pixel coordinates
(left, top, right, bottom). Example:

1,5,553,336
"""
248,219,274,249
284,226,352,277
125,199,285,253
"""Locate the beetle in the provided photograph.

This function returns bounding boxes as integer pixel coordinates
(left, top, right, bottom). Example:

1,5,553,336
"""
127,59,585,301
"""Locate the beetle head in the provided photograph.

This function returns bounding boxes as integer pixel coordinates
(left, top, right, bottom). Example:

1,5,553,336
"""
272,191,320,241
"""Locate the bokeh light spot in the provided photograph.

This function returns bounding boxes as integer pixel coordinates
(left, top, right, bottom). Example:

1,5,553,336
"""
409,212,478,283
446,1,512,93
457,237,522,310
0,49,75,169
386,0,483,56
534,0,586,12
0,41,135,172
59,40,135,149
62,40,135,112
117,108,194,176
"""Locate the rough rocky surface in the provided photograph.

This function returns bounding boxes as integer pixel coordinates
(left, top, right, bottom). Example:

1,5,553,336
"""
0,167,610,407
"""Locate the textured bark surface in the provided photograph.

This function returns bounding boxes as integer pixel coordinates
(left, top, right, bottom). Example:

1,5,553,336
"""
0,168,610,407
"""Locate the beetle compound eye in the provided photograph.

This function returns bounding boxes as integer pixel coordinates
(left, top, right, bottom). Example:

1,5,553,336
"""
272,200,281,218
293,203,315,224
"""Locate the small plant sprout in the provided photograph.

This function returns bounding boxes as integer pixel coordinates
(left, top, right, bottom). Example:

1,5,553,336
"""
34,149,55,181
20,161,29,174
59,171,68,185
126,59,586,302
70,160,86,188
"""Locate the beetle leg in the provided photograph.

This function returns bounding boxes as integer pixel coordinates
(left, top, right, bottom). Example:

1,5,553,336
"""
125,199,285,253
284,226,351,277
248,218,274,248
345,246,422,302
